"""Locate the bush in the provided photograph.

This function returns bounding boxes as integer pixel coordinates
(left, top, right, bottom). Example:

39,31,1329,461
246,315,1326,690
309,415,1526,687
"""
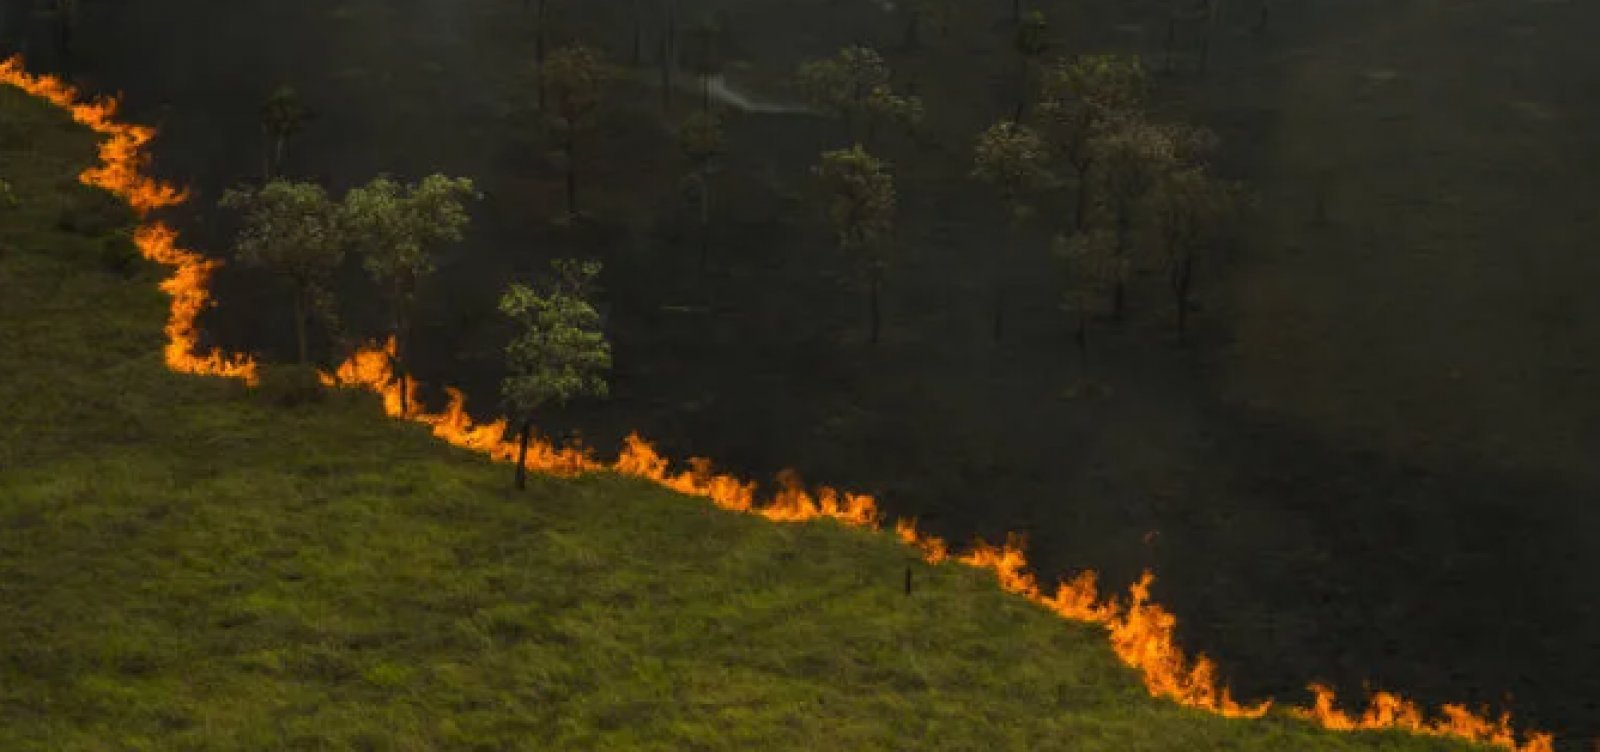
253,364,327,408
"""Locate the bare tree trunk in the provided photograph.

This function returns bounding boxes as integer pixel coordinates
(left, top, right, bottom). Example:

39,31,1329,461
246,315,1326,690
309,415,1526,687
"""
292,294,309,365
1012,0,1022,24
536,0,548,109
1163,16,1177,73
698,175,711,272
564,130,578,217
515,419,533,489
1075,305,1089,369
631,0,643,65
1174,251,1194,340
868,267,883,345
1073,161,1091,230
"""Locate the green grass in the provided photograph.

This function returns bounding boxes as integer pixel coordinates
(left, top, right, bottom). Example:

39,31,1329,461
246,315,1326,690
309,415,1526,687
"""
0,85,1493,752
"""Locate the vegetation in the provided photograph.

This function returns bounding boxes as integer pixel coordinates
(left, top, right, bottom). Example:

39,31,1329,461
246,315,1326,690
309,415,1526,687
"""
813,144,897,346
541,42,615,219
218,180,345,366
676,110,723,272
971,120,1054,341
258,85,310,181
498,259,613,490
0,85,1506,751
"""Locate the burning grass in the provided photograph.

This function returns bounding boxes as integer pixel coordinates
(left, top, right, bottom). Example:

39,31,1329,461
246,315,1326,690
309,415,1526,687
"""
0,60,1556,751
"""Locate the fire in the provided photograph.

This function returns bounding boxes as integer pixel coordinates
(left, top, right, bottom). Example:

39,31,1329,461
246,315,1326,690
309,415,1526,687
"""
2,57,1557,752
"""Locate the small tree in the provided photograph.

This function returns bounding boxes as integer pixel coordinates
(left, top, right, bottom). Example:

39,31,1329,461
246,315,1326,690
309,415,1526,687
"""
813,145,897,345
677,110,724,272
1034,54,1147,230
681,17,725,112
342,174,479,417
219,180,345,366
260,85,311,181
971,120,1054,340
1012,10,1050,123
1055,227,1118,368
499,260,612,490
543,43,615,219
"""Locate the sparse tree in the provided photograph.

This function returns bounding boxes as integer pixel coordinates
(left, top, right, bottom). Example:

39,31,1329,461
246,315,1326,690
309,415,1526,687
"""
499,260,612,490
543,42,615,219
1055,226,1118,368
219,180,345,367
1012,10,1050,123
677,110,724,272
1088,113,1179,321
260,85,311,181
971,120,1054,340
1144,164,1241,338
1034,53,1147,230
813,145,897,345
797,46,922,148
342,174,479,417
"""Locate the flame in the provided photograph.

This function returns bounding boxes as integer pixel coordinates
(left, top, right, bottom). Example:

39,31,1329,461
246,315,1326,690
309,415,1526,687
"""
2,57,1558,751
1,56,256,384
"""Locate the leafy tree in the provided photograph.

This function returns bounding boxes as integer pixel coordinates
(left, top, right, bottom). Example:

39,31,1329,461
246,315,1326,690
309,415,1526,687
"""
499,260,612,490
1144,164,1241,338
677,110,724,272
543,42,615,219
260,85,311,181
1087,113,1179,320
797,46,922,148
897,0,955,50
682,17,725,112
1034,54,1147,230
1012,10,1050,123
219,180,345,367
1055,227,1118,368
342,174,479,417
971,120,1054,340
813,145,897,345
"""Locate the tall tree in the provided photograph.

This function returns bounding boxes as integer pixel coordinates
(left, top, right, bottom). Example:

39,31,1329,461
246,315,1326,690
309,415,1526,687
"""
1055,226,1117,368
658,0,679,112
971,120,1054,341
219,180,345,366
813,145,897,345
543,42,615,219
499,260,612,490
1034,53,1147,230
259,85,311,181
797,46,921,148
342,174,479,417
1087,114,1181,321
1012,10,1050,123
682,17,725,112
677,110,724,272
1144,164,1241,338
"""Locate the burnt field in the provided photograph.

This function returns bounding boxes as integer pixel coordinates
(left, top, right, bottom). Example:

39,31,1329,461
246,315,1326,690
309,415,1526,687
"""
5,0,1597,744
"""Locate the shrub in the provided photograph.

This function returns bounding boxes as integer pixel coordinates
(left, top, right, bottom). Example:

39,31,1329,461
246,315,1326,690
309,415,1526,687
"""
56,183,132,236
253,364,326,408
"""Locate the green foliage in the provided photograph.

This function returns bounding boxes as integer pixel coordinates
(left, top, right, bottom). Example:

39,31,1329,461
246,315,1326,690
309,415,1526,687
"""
499,260,612,419
543,42,615,128
342,173,478,293
1015,10,1050,60
1055,227,1120,315
259,85,309,141
812,144,897,263
1034,54,1148,169
796,46,923,141
971,121,1054,223
677,110,724,168
220,180,344,279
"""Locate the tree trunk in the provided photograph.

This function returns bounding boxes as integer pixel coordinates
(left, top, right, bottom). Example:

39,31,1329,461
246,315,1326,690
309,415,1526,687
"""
273,134,287,178
1075,306,1089,370
903,14,920,50
659,34,672,111
701,74,710,112
1112,207,1130,321
1013,59,1029,123
261,130,273,181
1163,16,1177,73
631,1,643,65
515,419,533,490
868,268,882,345
698,175,711,272
536,0,548,109
1175,252,1194,340
992,280,1006,341
293,293,309,365
564,131,578,217
1012,0,1022,24
1073,162,1091,230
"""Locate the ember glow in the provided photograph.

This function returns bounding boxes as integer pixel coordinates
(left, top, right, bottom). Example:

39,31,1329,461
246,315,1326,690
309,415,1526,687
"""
1,57,1555,752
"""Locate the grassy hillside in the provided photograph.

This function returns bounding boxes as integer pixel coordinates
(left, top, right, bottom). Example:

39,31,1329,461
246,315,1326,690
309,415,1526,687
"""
0,84,1497,751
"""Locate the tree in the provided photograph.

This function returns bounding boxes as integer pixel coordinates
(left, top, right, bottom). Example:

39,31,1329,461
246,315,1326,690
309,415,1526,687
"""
219,181,345,367
1012,10,1050,123
971,120,1054,341
1144,164,1241,338
682,17,725,112
1087,113,1179,321
1054,227,1118,368
658,0,679,112
499,260,612,490
342,174,479,417
1034,53,1147,230
796,46,922,148
543,42,615,219
50,0,80,63
677,110,724,272
260,85,310,181
813,145,897,345
897,0,955,50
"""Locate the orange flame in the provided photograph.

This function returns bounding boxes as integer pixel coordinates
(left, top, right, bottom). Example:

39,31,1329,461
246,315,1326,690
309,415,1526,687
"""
1,56,256,384
2,56,1556,752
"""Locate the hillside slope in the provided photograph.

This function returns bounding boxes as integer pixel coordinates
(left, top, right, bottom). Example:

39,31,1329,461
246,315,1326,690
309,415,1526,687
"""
0,80,1511,751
